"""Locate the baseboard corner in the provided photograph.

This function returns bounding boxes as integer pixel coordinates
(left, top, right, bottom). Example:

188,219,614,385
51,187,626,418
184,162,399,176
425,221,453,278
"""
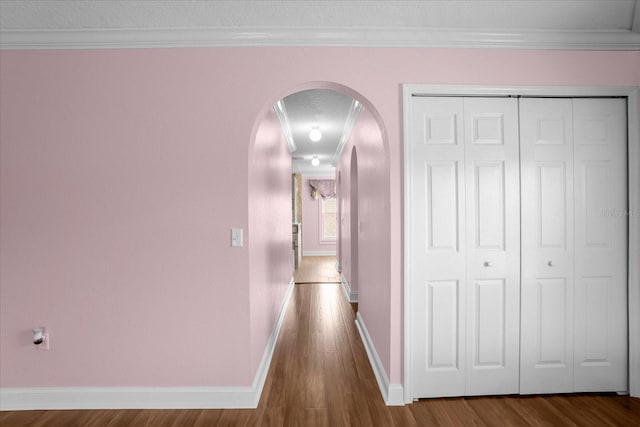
355,312,404,406
341,274,358,303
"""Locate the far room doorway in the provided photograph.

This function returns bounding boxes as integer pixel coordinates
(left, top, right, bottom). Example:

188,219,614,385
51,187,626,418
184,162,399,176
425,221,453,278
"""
273,88,362,287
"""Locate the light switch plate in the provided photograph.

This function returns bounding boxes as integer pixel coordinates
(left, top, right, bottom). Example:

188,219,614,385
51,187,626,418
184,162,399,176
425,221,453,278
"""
231,228,243,247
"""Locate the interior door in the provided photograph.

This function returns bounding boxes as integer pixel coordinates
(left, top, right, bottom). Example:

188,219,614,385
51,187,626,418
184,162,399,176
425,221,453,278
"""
572,98,628,392
520,98,575,394
463,98,520,395
410,97,467,397
410,97,520,397
520,97,628,394
410,95,628,398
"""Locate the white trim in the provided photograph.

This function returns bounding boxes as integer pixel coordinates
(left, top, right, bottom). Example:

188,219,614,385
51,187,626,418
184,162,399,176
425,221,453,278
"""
302,250,336,256
0,278,296,411
355,312,404,406
628,89,640,398
633,0,640,33
1,27,639,51
340,273,358,303
273,101,296,153
403,84,640,402
333,100,363,166
0,386,256,411
250,277,295,404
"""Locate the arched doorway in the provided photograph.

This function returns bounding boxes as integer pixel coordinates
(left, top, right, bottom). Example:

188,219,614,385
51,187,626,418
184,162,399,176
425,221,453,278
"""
248,81,398,403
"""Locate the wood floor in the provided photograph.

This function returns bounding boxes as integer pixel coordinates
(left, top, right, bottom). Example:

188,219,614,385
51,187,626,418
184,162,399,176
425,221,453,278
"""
293,256,341,284
2,283,639,426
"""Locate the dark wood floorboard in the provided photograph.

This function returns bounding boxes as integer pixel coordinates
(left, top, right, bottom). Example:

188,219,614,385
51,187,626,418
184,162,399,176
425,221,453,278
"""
2,283,639,426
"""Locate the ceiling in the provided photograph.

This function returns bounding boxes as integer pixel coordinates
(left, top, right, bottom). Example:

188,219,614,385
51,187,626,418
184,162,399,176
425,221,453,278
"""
0,1,638,32
1,1,638,175
1,1,638,49
279,89,359,174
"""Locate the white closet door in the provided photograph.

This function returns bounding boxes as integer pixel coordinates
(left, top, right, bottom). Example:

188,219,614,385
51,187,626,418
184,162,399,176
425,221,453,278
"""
572,99,628,392
410,97,520,398
520,98,575,394
463,98,520,395
410,97,466,397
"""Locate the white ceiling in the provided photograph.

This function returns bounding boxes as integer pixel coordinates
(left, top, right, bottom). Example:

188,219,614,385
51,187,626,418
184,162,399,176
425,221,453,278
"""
1,1,639,50
281,89,357,174
2,1,638,175
0,1,637,32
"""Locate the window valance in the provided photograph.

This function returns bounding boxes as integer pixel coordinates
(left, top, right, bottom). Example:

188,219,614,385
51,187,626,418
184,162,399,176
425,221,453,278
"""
309,179,336,200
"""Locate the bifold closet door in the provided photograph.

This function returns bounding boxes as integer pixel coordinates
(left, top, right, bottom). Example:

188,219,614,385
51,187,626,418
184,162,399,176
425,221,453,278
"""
519,98,628,394
520,98,575,393
572,99,627,392
409,97,520,398
463,98,520,396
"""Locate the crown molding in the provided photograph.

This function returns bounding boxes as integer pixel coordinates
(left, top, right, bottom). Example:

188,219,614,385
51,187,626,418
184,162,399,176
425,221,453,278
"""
332,99,363,166
1,27,640,50
273,100,296,153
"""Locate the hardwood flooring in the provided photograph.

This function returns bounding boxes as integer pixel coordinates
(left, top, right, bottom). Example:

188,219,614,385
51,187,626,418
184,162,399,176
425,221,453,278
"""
293,256,341,284
2,283,639,426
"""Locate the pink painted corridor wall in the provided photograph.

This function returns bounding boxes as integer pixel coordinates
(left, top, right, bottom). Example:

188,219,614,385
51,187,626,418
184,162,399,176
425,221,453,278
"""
248,109,293,379
337,107,391,372
1,47,638,393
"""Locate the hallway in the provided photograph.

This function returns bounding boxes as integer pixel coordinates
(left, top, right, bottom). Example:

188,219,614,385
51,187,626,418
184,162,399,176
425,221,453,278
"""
3,282,640,426
293,256,342,284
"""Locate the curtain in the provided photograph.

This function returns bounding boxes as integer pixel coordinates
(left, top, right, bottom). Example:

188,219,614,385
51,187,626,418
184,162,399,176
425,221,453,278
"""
309,179,336,200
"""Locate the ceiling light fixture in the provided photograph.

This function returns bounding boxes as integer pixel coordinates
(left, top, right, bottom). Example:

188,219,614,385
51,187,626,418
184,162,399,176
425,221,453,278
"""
311,156,320,167
309,127,322,142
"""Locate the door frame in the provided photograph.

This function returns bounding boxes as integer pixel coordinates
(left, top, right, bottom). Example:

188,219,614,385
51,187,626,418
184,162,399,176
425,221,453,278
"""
403,84,640,403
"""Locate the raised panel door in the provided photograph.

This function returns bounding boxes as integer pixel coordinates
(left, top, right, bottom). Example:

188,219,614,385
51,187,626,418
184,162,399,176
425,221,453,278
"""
573,99,628,392
463,97,520,395
410,97,466,397
519,98,575,394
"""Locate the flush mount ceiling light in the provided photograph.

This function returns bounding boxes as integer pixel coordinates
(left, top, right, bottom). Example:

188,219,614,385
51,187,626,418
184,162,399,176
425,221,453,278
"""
309,127,322,142
311,156,320,166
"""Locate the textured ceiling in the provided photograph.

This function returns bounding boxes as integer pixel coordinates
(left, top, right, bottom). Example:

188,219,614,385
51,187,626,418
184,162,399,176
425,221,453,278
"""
283,89,355,173
1,1,637,31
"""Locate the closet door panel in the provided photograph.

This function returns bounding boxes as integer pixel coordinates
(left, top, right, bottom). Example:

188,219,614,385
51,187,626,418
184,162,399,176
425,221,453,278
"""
410,97,466,397
464,98,520,395
536,277,570,365
573,99,628,392
520,98,574,394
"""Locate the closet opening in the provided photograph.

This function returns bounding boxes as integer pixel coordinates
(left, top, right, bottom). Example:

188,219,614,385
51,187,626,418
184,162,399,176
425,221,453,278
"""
403,85,640,402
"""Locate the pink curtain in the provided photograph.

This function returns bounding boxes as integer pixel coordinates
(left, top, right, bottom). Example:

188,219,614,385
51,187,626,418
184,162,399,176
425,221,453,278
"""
309,179,336,200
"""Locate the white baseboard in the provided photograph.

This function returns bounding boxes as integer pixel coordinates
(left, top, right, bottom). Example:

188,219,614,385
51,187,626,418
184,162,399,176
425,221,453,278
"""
0,278,296,411
0,386,256,410
302,250,336,256
341,274,358,303
250,277,295,405
355,312,404,406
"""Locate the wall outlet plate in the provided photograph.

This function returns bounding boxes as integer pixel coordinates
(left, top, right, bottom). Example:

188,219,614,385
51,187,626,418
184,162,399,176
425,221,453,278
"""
231,228,243,247
37,333,50,350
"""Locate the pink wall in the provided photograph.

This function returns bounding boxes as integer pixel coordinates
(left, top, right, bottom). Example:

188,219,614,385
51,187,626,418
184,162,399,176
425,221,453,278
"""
337,107,391,373
1,47,638,391
301,175,337,254
0,49,254,386
248,110,293,379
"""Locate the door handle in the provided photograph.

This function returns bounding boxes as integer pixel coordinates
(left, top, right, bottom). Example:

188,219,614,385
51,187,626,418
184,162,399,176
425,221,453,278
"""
484,261,492,267
548,261,554,267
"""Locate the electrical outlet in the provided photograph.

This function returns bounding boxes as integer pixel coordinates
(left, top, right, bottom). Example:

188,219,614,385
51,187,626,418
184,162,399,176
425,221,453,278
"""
35,329,50,350
38,332,50,350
